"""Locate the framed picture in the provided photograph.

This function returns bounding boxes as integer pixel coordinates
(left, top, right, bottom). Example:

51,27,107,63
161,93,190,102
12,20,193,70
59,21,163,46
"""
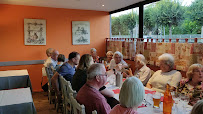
72,21,90,45
24,19,46,45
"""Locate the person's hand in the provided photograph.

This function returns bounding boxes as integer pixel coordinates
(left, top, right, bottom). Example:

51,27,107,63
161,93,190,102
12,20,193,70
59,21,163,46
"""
115,64,122,71
122,72,128,78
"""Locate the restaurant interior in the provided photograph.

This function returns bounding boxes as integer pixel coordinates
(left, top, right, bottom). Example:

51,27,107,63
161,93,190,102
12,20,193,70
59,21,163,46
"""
0,0,203,114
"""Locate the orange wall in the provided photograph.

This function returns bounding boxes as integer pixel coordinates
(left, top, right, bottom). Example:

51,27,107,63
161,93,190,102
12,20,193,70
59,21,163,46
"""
0,4,110,91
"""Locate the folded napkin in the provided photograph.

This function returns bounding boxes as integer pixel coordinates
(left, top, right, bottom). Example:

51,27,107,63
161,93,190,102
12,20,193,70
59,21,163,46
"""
138,104,147,108
112,89,120,94
122,78,126,82
145,90,156,94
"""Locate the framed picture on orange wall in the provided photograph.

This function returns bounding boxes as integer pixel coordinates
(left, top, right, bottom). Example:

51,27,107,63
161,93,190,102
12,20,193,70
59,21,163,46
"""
72,21,90,45
24,19,46,45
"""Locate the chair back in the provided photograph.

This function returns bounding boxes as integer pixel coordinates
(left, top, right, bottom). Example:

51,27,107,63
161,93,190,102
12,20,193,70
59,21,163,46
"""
63,79,77,114
92,110,97,114
69,93,85,114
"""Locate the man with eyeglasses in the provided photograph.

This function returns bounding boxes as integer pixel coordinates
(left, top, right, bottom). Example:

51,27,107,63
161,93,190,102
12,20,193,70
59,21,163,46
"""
76,63,111,114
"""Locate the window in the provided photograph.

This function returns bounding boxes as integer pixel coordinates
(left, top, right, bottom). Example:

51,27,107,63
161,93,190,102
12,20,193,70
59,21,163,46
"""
111,8,139,38
143,0,203,43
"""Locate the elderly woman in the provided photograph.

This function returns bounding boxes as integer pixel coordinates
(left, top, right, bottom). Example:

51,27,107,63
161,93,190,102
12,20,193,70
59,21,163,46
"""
191,100,203,114
110,77,144,114
106,51,113,65
176,64,203,105
109,51,128,70
146,53,182,93
124,54,151,86
90,48,100,63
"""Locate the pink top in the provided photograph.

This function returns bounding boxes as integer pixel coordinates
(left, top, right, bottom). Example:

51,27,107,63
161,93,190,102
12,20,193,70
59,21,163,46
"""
110,104,138,114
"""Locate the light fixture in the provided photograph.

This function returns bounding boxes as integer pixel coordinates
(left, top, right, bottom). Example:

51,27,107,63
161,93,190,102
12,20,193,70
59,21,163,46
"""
102,5,104,6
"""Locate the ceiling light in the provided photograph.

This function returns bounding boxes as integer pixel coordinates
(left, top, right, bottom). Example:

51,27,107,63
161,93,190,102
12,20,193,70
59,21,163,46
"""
102,5,104,6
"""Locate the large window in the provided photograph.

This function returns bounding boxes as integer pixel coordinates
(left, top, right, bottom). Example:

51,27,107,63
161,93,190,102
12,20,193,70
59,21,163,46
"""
143,0,203,43
111,8,139,38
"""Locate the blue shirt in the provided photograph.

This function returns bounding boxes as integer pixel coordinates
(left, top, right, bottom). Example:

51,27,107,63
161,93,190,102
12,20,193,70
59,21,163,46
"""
58,62,76,82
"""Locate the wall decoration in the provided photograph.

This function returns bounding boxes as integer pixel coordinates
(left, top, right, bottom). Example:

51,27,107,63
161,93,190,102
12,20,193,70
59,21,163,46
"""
72,21,90,45
24,19,46,45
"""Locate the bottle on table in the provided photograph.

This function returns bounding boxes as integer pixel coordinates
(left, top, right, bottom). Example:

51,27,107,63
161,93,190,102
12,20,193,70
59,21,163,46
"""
163,84,173,114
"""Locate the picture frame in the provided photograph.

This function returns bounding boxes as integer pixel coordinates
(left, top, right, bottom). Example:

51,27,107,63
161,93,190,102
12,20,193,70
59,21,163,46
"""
24,19,46,45
72,21,90,45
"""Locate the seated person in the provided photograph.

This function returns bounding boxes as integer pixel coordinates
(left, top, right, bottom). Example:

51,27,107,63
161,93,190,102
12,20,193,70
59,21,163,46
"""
51,52,80,98
44,49,59,71
106,51,114,67
191,100,203,114
72,54,114,104
90,48,100,63
124,54,151,86
55,54,65,71
109,51,128,70
76,64,111,114
176,64,203,106
110,77,144,114
46,48,54,58
146,53,182,93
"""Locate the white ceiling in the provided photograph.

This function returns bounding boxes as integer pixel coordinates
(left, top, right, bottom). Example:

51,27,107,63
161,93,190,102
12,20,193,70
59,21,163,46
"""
0,0,145,12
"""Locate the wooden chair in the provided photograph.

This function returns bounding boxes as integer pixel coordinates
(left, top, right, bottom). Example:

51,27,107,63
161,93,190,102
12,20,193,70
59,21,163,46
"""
69,93,85,114
45,67,55,104
63,80,77,114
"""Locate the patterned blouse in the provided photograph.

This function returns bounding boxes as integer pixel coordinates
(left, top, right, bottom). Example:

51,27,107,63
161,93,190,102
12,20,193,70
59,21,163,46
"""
176,78,203,105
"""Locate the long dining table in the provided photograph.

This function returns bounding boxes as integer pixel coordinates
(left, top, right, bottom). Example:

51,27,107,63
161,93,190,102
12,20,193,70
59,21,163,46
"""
0,69,32,91
106,75,193,114
0,87,36,114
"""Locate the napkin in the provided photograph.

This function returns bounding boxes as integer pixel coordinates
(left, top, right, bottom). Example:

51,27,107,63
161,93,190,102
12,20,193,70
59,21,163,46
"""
112,89,120,94
145,90,156,94
138,104,147,108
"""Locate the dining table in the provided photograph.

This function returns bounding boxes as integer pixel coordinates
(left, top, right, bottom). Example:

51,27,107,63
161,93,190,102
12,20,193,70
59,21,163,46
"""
0,87,36,114
0,69,32,91
106,74,193,114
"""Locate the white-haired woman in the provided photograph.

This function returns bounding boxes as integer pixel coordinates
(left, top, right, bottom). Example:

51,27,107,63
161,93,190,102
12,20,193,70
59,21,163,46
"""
124,54,151,86
106,51,113,65
109,51,128,70
191,100,203,114
146,53,182,93
90,48,100,63
176,64,203,105
110,77,144,114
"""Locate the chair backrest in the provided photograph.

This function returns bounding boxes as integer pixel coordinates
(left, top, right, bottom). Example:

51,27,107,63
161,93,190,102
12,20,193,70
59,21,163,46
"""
59,75,66,98
92,110,97,114
69,93,85,114
45,67,53,85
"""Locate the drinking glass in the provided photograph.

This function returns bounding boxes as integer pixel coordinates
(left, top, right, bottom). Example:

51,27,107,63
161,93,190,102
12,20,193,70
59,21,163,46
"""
153,92,161,108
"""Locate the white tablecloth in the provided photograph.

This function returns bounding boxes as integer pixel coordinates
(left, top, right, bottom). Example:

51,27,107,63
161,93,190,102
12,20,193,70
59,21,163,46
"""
0,87,36,114
106,82,193,114
0,69,32,91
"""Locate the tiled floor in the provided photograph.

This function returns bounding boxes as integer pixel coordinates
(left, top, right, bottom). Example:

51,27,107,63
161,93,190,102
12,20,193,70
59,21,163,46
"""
32,92,61,114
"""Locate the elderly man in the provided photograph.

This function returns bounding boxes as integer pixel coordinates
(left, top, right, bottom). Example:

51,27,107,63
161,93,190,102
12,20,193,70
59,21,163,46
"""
124,54,151,86
76,63,111,114
44,49,59,70
109,51,128,70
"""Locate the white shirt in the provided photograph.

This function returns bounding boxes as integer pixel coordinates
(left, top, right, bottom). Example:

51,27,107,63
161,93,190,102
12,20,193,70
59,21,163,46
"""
134,65,151,86
44,57,57,68
148,70,182,93
109,59,128,70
